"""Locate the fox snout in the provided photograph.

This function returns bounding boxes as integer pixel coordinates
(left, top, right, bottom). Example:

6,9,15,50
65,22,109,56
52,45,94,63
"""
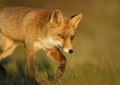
60,40,73,54
63,47,74,54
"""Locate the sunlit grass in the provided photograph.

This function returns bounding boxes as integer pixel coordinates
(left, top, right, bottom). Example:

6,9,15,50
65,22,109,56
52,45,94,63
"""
0,0,120,85
0,45,120,85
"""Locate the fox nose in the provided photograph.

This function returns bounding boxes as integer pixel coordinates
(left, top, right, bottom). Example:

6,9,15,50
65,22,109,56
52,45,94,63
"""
68,49,73,54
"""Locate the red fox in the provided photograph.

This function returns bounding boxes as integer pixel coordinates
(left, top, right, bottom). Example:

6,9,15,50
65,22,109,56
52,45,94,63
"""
0,7,82,80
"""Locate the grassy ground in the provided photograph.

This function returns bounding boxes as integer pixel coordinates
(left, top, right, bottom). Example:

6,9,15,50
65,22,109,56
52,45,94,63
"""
0,40,120,85
0,0,120,85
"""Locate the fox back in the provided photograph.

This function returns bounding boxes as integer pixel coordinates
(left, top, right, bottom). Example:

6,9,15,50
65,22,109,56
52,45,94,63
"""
0,7,51,42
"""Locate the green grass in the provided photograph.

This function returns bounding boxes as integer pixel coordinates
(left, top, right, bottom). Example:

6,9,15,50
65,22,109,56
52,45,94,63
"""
0,45,120,85
0,0,120,85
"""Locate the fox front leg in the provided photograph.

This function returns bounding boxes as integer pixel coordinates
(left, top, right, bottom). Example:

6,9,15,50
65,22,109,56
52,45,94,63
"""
25,47,40,85
25,47,35,79
47,48,66,78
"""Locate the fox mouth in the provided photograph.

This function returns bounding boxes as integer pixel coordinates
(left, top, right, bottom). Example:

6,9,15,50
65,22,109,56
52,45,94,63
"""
56,45,73,54
56,45,63,50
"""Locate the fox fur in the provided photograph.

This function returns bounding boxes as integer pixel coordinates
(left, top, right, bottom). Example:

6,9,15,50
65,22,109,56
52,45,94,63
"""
0,6,82,79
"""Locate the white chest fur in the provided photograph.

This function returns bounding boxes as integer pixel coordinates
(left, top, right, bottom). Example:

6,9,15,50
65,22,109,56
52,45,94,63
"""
34,37,61,52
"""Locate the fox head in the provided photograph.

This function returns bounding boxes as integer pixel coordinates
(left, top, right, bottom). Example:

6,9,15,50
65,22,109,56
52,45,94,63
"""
47,9,82,54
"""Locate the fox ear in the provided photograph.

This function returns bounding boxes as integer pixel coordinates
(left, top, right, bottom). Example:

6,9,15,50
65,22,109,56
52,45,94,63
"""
50,9,64,26
70,14,82,28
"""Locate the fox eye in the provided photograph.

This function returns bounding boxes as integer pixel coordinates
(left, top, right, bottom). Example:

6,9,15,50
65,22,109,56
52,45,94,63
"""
71,35,75,41
58,34,65,39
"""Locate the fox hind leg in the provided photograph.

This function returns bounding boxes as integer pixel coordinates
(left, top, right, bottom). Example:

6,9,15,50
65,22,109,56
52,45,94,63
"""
0,33,17,80
0,44,17,60
0,33,17,60
0,63,6,80
47,48,66,78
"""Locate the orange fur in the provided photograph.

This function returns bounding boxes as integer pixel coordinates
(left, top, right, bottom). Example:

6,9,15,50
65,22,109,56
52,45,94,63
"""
0,6,82,81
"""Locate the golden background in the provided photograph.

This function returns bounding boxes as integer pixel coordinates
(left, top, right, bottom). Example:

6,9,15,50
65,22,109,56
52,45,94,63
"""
0,0,120,85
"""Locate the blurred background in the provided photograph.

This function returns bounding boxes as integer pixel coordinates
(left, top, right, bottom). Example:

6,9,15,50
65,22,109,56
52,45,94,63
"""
0,0,120,85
